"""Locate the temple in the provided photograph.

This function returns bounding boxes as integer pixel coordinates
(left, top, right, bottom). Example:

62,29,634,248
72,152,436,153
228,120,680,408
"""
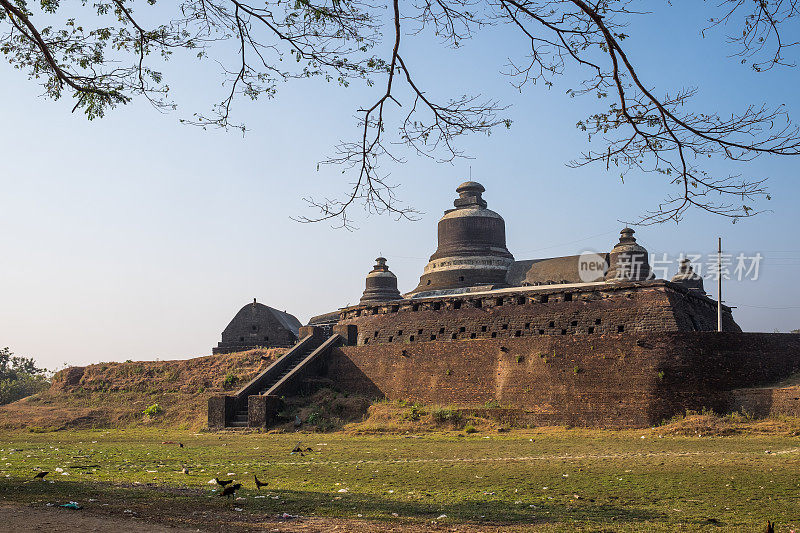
212,300,302,354
209,182,799,430
311,181,738,336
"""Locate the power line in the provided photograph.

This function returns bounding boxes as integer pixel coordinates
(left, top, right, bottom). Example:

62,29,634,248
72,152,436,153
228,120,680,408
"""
737,304,800,310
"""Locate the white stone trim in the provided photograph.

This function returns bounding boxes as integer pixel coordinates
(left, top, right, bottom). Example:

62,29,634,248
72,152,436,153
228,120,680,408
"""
422,255,515,274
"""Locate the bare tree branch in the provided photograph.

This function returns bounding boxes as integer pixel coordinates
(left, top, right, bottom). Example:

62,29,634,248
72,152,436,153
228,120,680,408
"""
1,0,798,225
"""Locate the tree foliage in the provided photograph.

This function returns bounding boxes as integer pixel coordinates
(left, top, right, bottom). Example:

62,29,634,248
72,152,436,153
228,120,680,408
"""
0,347,50,405
2,0,799,226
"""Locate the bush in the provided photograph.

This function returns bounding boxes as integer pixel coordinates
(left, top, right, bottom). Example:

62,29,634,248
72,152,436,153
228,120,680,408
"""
433,407,463,425
223,373,238,389
143,403,163,417
402,403,425,421
483,399,501,408
464,425,478,434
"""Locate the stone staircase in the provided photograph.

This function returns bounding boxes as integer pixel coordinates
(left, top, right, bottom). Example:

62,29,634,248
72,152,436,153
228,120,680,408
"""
227,338,321,427
209,329,344,429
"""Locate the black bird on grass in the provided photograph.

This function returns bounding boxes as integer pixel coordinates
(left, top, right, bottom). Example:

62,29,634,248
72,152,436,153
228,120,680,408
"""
215,478,233,487
219,483,242,498
179,442,184,448
254,474,268,489
764,521,775,533
291,442,303,453
33,471,49,480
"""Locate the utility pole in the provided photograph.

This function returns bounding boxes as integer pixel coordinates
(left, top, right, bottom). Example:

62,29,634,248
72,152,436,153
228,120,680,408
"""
717,237,722,332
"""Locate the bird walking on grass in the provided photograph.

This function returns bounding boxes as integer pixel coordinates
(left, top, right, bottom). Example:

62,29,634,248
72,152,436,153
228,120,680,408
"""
215,478,233,487
33,471,49,480
219,483,242,498
254,474,268,489
764,521,775,533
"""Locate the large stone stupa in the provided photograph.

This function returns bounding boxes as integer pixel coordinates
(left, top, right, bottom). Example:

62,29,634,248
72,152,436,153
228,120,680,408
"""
406,181,514,297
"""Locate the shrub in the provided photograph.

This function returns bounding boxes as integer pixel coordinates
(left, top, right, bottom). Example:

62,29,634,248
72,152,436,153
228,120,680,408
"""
143,403,163,417
307,411,321,425
657,371,665,380
573,366,581,374
433,407,463,425
223,373,238,389
402,403,425,421
515,355,524,363
483,399,501,408
464,425,478,434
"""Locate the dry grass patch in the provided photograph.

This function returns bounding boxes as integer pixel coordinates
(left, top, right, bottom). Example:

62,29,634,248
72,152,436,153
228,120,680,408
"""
0,348,284,431
345,400,499,434
656,411,800,437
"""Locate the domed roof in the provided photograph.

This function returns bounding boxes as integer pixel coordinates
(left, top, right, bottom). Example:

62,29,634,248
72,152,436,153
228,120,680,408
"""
360,257,402,304
605,228,653,282
671,258,705,293
406,182,514,297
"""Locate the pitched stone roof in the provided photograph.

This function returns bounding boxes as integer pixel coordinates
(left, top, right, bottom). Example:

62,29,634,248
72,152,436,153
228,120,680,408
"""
507,255,607,286
225,302,302,336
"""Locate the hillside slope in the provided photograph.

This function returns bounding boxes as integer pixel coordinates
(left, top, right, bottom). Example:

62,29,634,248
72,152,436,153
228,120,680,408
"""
0,348,284,430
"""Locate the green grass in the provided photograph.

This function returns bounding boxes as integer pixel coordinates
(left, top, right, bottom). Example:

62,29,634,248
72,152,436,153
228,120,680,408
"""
0,428,798,531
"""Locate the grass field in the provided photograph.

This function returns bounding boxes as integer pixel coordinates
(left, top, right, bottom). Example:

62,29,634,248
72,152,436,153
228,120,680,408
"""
0,424,798,531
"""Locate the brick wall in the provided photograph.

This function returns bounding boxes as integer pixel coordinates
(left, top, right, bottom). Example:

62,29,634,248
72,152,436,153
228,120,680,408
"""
214,307,298,354
337,282,738,349
323,332,800,428
731,386,800,418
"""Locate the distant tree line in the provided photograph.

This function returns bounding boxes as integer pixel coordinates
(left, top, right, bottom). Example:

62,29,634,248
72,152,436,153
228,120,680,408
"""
0,347,49,405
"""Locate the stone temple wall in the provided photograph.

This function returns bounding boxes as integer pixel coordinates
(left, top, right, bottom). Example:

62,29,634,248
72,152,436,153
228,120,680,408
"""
336,281,738,349
214,305,299,354
322,332,800,428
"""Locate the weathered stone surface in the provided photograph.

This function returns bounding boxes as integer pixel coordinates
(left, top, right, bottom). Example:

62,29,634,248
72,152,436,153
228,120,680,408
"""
407,182,514,296
248,395,284,427
605,228,652,282
208,395,236,429
360,257,402,304
337,280,739,349
731,384,800,418
213,300,302,354
323,332,800,428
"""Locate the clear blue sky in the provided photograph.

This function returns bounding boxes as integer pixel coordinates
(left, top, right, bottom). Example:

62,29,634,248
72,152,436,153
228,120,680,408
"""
1,2,798,368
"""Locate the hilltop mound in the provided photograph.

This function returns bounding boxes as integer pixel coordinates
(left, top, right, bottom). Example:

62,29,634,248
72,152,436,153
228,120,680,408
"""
0,348,284,430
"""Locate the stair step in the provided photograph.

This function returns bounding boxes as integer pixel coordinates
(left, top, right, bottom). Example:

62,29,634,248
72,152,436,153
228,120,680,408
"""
228,420,248,427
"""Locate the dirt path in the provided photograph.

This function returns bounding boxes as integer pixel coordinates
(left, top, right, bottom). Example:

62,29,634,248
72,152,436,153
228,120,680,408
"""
0,502,203,533
0,502,512,532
